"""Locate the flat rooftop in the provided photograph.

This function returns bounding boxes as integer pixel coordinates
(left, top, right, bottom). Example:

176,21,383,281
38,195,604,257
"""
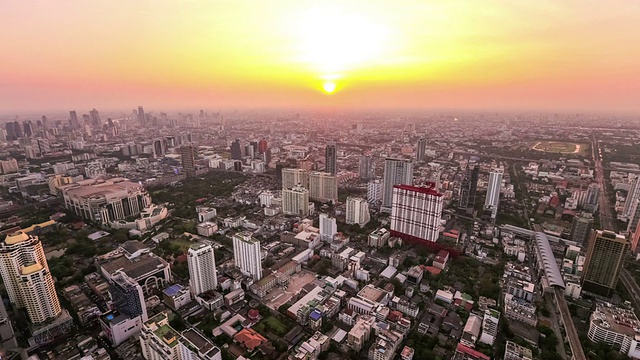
592,302,640,337
357,284,388,304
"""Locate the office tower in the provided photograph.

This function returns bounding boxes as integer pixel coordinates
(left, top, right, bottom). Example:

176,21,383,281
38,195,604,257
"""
282,185,310,216
585,183,599,213
262,149,272,167
24,145,36,159
180,145,197,178
367,179,383,204
0,128,5,141
245,143,255,159
309,171,338,202
188,243,218,295
390,184,443,243
319,213,337,241
233,232,262,280
110,270,148,322
569,213,594,244
258,139,268,153
0,231,62,324
137,106,146,126
69,110,80,130
625,177,640,216
282,168,309,190
89,108,101,127
359,155,374,181
153,138,166,157
13,121,22,138
5,122,17,140
459,166,479,212
230,139,242,160
249,141,258,156
416,138,426,161
346,197,370,226
582,230,628,297
381,158,413,212
484,168,504,219
325,143,337,175
23,120,33,137
628,199,640,235
36,137,51,156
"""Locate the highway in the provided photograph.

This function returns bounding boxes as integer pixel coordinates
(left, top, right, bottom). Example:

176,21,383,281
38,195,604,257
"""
554,288,587,360
591,132,615,231
620,269,640,312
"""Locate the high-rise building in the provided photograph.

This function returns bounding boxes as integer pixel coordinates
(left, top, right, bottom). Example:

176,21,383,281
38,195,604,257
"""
416,138,426,161
624,176,640,217
319,213,337,241
346,197,370,226
89,108,101,127
22,120,33,137
390,184,443,243
110,270,148,322
153,138,167,157
325,143,337,175
359,155,374,181
367,179,383,204
230,139,242,160
629,200,640,236
582,230,628,297
180,145,197,178
233,232,262,281
282,168,309,190
5,121,18,140
69,110,81,130
459,165,479,213
282,185,309,216
382,158,413,212
585,183,600,213
188,243,218,295
137,106,146,126
570,213,594,244
309,171,338,203
36,137,51,156
484,168,504,219
0,231,62,324
258,139,268,153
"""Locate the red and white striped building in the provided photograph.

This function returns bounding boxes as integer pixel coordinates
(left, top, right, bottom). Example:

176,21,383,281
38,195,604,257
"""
390,184,443,243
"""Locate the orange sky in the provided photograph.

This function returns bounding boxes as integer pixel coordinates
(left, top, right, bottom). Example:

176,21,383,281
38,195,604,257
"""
1,0,640,113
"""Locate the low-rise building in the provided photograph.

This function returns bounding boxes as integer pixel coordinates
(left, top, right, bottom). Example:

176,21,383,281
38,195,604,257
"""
368,228,390,248
460,314,482,349
163,284,192,310
587,302,640,358
504,341,533,360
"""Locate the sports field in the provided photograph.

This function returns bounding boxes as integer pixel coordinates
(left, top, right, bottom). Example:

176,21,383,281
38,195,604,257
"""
532,141,586,155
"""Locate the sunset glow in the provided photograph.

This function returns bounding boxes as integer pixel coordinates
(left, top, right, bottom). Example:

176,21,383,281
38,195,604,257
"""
1,0,640,112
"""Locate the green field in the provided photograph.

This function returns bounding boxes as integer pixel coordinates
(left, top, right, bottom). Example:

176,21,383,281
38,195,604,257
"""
253,315,291,336
532,141,587,155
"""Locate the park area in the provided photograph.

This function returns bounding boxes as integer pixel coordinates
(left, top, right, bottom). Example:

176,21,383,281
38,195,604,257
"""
253,315,291,336
531,141,587,155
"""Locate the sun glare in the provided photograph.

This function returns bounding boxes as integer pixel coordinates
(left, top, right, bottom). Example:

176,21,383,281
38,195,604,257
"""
323,81,336,94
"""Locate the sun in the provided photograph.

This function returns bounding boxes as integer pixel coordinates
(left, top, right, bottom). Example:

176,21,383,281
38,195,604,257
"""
323,81,336,94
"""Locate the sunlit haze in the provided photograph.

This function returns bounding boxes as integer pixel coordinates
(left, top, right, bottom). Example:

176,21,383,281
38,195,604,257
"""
2,0,640,113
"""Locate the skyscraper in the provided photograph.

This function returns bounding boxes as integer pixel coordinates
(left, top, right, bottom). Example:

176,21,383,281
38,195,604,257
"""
0,231,62,324
110,270,148,322
12,120,22,138
359,155,374,181
282,168,309,190
325,143,337,175
319,213,337,241
416,138,427,161
381,158,413,212
153,138,167,157
22,120,33,137
585,183,599,213
484,168,504,219
390,184,443,243
89,108,101,127
230,139,242,160
569,213,594,244
367,179,383,204
188,243,218,295
258,139,268,153
346,197,370,226
5,122,17,140
582,230,628,297
309,171,338,203
137,106,146,126
459,165,479,213
180,145,197,178
282,185,309,216
233,232,262,281
69,110,80,130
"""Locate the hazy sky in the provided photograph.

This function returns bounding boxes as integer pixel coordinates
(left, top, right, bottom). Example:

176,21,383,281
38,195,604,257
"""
2,0,640,113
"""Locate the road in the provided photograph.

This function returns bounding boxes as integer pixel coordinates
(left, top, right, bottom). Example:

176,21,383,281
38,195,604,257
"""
591,132,615,231
620,269,640,312
554,288,587,360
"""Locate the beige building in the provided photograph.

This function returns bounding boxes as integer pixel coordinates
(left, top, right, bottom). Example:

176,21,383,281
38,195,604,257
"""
582,230,628,297
309,171,338,203
282,185,310,216
282,168,309,190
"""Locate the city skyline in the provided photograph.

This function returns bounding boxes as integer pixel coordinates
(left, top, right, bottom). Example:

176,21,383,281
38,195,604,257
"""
2,1,640,114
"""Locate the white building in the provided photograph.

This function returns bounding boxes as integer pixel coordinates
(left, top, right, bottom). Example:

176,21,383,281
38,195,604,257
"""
381,158,413,212
259,190,274,207
233,232,262,281
196,222,218,237
319,213,337,241
367,179,383,204
196,207,217,223
309,171,338,203
485,168,504,219
282,168,309,190
587,302,640,358
461,314,482,348
140,312,181,360
504,341,533,360
0,231,62,324
282,185,310,216
346,197,370,226
479,309,500,346
390,184,443,242
188,244,218,295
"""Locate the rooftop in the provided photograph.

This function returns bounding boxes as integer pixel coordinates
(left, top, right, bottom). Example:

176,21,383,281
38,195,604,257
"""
4,231,30,245
591,302,640,337
357,284,389,303
100,253,168,280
